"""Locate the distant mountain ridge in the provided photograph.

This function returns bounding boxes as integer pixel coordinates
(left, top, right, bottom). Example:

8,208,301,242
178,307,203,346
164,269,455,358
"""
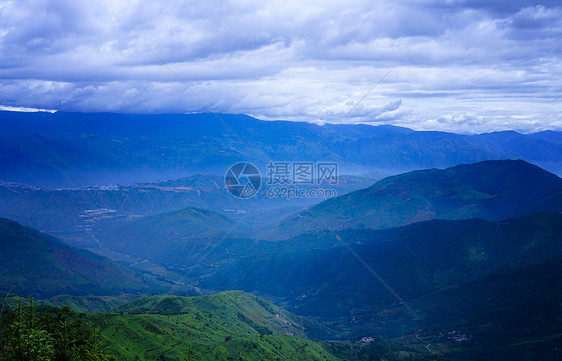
1,111,562,187
0,173,375,249
265,159,562,239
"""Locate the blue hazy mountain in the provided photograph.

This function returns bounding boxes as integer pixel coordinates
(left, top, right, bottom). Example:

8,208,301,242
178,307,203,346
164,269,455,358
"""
528,129,562,144
2,111,562,187
0,173,375,249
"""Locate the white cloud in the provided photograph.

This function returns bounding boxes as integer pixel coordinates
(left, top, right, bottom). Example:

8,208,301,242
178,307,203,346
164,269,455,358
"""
0,0,560,133
0,105,57,113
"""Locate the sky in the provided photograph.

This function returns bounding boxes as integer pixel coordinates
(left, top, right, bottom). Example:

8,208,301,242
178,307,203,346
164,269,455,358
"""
0,0,561,133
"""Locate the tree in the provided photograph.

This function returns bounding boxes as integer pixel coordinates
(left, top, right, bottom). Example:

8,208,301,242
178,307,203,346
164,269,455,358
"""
1,297,55,361
0,297,116,361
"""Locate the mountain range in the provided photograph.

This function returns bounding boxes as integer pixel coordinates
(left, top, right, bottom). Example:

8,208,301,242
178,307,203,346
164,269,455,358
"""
3,209,561,360
0,173,375,249
264,159,562,239
195,211,562,361
202,212,562,318
66,160,562,279
3,109,562,360
2,111,562,187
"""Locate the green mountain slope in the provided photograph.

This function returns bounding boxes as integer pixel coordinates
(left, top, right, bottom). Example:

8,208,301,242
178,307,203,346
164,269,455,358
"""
403,255,562,361
201,212,562,322
0,218,153,298
196,212,562,360
1,291,436,361
265,160,562,239
93,291,339,361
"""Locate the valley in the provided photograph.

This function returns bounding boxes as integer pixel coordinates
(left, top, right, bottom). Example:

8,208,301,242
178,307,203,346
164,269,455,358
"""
1,113,562,361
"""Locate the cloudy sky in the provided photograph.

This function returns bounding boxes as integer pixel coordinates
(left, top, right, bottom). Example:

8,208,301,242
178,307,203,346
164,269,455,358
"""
0,0,561,133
